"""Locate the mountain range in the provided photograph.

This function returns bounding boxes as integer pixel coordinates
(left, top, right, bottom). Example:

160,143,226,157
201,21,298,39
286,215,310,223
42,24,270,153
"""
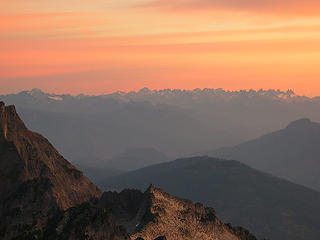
2,89,320,239
0,101,255,240
102,156,320,240
3,88,320,168
14,93,218,163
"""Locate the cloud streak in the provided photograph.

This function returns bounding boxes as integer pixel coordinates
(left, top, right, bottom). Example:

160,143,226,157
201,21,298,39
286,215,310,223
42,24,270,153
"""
142,0,320,15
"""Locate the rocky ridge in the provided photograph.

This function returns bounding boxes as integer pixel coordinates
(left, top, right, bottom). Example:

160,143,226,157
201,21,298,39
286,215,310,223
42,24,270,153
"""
100,185,256,240
0,102,101,238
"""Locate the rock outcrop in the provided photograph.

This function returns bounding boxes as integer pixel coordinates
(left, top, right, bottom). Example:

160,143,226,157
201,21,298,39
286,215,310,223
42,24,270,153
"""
0,102,101,239
100,185,256,240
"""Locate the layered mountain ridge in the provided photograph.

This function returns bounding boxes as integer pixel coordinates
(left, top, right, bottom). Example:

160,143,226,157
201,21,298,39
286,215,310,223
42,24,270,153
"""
3,88,320,165
102,156,320,240
0,102,255,240
9,88,303,103
209,118,320,191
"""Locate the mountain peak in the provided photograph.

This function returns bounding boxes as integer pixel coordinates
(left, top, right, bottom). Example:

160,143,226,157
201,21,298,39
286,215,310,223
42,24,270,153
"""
146,184,157,193
0,101,17,113
29,88,45,96
286,118,315,130
138,87,151,94
0,102,27,142
0,103,101,238
100,186,256,240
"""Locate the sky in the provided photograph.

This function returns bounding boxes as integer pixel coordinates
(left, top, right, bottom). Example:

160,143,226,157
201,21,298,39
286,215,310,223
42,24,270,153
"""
1,0,320,96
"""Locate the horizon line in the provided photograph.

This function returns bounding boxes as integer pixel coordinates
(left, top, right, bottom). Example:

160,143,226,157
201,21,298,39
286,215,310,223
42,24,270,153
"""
1,87,316,98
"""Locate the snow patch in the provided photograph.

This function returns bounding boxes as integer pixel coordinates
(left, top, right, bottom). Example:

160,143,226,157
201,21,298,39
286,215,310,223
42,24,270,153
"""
48,96,63,101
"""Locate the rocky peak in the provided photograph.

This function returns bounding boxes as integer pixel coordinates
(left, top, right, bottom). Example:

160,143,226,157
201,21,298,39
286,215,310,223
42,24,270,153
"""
100,185,256,240
0,101,101,198
0,102,101,239
286,118,314,129
26,88,47,98
0,102,26,142
146,184,157,194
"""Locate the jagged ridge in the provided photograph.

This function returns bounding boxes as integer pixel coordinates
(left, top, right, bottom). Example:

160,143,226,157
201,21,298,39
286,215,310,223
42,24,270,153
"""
100,185,256,240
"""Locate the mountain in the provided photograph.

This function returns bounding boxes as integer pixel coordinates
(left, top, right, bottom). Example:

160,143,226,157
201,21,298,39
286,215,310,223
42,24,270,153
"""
208,118,320,191
0,102,255,240
99,185,256,240
3,88,320,169
101,156,320,240
107,147,169,171
14,96,220,163
0,102,103,238
106,88,306,106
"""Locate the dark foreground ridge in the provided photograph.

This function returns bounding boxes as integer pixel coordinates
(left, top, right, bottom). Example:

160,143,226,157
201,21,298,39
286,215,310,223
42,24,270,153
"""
102,156,320,240
100,185,256,240
0,102,255,240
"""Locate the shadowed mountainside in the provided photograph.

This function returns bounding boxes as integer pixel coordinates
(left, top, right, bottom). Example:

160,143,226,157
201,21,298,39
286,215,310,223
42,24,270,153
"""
208,118,320,191
102,156,320,240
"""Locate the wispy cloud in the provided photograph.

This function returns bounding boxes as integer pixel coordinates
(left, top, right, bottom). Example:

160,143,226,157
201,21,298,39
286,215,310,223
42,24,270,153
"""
141,0,320,15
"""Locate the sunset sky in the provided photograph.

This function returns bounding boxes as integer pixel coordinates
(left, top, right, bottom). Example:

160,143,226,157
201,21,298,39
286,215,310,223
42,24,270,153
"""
1,0,320,96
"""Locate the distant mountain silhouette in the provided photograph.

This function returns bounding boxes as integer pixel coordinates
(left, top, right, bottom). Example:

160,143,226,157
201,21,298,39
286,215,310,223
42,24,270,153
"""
208,118,320,191
14,97,220,163
107,147,169,171
0,102,255,240
3,88,320,168
77,148,168,184
101,156,320,240
75,148,168,184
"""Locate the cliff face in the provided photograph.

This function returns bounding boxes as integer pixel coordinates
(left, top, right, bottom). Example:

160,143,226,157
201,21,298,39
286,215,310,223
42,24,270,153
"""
40,202,130,240
0,102,101,239
99,185,256,240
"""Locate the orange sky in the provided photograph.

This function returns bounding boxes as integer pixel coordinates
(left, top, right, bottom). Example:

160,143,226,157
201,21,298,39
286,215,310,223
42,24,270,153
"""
1,0,320,96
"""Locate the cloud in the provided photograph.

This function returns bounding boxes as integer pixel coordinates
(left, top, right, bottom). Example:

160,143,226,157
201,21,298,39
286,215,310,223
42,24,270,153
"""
141,0,320,15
